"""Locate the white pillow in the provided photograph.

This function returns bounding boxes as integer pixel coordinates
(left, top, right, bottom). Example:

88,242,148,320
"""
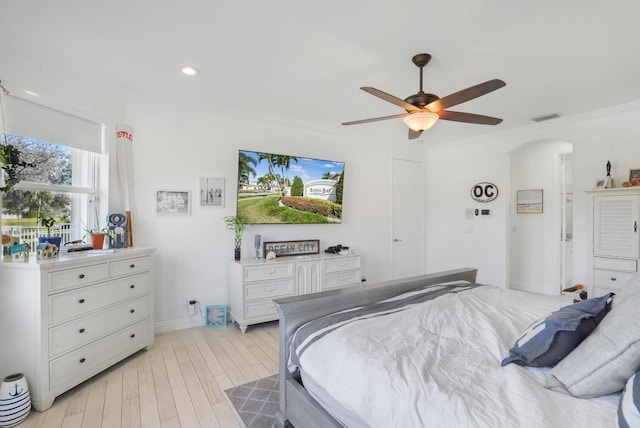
547,292,640,398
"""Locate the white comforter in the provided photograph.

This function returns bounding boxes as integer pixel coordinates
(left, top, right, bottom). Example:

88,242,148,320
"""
297,285,617,428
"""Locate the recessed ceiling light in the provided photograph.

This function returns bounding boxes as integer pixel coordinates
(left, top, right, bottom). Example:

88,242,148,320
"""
181,66,200,76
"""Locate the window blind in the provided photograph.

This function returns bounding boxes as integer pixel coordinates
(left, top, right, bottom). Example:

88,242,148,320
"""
3,94,103,153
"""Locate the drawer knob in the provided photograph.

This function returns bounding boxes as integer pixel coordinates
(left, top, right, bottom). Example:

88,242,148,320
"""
78,274,85,279
130,284,135,289
79,358,86,363
78,298,85,304
611,277,617,281
130,333,136,338
130,309,135,314
130,264,135,269
79,328,85,333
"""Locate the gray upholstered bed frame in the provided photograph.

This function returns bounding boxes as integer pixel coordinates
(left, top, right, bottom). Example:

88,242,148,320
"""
273,267,478,428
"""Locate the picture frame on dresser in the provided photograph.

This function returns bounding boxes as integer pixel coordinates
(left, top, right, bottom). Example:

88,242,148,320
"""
629,169,640,186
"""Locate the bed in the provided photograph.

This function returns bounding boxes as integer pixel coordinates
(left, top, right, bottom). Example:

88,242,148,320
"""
273,268,640,428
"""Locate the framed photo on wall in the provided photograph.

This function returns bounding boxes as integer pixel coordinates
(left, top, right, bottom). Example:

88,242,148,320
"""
516,189,543,213
156,190,191,215
200,177,225,207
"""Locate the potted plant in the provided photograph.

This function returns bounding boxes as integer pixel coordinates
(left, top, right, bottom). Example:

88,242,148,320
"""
39,217,62,248
223,215,248,260
83,227,109,250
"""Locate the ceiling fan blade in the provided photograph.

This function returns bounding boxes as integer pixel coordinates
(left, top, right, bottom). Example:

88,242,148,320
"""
408,129,423,140
437,110,503,125
361,87,420,112
342,112,409,126
426,79,506,112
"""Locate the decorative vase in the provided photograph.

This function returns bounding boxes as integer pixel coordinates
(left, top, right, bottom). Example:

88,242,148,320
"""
0,373,31,427
234,248,241,261
89,233,106,250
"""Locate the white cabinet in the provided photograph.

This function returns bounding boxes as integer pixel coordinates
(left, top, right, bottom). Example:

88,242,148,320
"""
229,253,361,332
0,248,154,411
589,189,640,297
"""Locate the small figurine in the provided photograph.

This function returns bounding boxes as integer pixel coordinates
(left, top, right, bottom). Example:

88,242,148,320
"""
266,251,277,260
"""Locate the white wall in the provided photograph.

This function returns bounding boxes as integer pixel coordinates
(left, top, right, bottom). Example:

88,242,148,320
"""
124,95,428,331
425,102,640,290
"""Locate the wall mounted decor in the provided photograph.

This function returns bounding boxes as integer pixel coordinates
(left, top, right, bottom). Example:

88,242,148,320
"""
155,190,190,215
517,189,543,213
470,182,498,202
200,177,224,207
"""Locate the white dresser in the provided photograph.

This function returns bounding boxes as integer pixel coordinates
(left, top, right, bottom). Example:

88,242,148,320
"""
589,189,640,297
228,253,361,333
0,247,154,411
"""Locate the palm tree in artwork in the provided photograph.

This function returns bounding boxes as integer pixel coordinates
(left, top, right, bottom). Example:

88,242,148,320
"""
258,153,278,194
275,155,298,196
238,152,258,186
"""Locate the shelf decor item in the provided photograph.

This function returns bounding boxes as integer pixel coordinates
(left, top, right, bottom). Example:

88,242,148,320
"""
0,373,31,427
205,305,227,327
223,215,248,260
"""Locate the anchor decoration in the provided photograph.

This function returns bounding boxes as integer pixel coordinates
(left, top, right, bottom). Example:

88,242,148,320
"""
107,213,128,248
9,382,23,397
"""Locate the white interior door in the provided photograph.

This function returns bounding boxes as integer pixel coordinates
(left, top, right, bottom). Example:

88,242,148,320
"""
392,158,425,279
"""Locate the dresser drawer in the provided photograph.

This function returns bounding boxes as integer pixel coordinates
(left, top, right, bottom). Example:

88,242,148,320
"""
49,263,109,292
245,279,294,301
49,273,150,325
244,300,278,319
324,256,360,273
110,256,151,277
324,269,361,290
593,269,634,290
49,295,151,357
593,257,637,272
49,319,152,391
593,286,619,298
243,263,293,282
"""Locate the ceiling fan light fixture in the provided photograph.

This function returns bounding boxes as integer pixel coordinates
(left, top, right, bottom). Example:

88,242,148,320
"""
403,111,439,131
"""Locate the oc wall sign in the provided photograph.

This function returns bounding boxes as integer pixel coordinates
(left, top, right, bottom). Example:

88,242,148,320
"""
471,182,498,203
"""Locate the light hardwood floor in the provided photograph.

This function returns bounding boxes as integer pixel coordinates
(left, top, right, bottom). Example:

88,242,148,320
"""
20,321,280,428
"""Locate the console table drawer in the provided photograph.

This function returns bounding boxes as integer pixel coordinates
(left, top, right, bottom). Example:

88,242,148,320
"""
49,295,151,357
324,269,361,290
49,319,152,391
49,264,109,292
324,256,360,273
49,273,150,325
244,300,278,319
110,256,151,277
593,257,637,272
593,270,634,290
243,264,293,282
245,279,294,301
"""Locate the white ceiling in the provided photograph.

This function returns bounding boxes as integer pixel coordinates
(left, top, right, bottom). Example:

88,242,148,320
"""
2,0,640,144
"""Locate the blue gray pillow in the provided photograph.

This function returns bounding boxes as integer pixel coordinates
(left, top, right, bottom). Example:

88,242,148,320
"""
502,293,613,367
619,370,640,428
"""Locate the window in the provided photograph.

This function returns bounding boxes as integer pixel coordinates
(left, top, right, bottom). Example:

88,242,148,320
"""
1,92,104,252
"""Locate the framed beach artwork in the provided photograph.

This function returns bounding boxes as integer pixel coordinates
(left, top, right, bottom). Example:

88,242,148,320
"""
517,189,543,214
156,190,191,215
200,177,225,207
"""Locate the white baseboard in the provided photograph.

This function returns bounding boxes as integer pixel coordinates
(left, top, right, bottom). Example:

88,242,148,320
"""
154,315,205,334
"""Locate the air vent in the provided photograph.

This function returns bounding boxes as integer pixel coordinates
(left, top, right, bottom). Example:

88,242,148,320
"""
531,112,561,122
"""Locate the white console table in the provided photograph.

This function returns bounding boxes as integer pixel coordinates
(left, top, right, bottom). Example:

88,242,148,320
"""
0,247,154,411
228,253,361,333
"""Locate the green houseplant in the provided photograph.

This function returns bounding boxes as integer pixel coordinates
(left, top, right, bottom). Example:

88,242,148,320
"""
39,217,62,248
223,215,248,260
0,144,36,193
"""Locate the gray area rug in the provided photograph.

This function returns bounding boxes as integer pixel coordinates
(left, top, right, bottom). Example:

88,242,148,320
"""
225,374,279,428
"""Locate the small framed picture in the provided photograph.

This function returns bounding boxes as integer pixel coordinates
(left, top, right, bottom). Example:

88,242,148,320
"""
517,189,543,213
200,177,225,207
156,190,191,215
594,178,606,189
629,169,640,186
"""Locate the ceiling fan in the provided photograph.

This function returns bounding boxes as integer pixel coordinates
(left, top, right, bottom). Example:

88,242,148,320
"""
342,53,506,139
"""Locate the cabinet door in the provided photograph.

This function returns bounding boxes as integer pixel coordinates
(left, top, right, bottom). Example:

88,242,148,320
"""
594,195,640,258
295,261,322,295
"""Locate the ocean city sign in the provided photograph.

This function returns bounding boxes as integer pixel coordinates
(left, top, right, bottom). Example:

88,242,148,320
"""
471,182,498,203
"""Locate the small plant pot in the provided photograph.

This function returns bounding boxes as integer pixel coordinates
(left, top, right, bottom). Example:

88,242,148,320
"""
234,248,241,261
38,236,62,249
89,234,106,250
